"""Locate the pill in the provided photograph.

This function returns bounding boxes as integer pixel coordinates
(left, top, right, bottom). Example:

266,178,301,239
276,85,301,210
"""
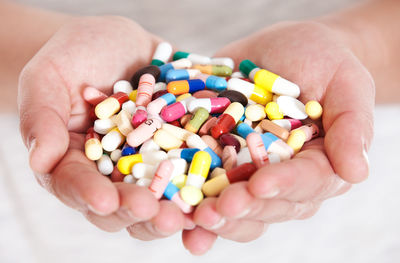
117,150,167,175
240,59,300,98
129,90,137,102
114,110,133,136
202,163,257,197
227,78,272,105
161,123,195,141
136,177,153,187
160,96,195,122
222,145,237,171
236,147,253,166
95,92,129,119
187,97,230,114
209,167,226,179
147,92,176,115
186,134,222,169
180,114,192,127
230,133,247,148
169,158,188,180
247,132,270,168
111,166,125,182
239,59,260,81
193,90,219,98
218,90,248,107
171,174,187,189
123,174,137,184
272,118,302,131
173,51,211,65
154,82,167,93
305,100,323,120
235,121,255,139
152,90,168,100
276,96,308,120
101,127,125,152
230,71,247,79
180,151,211,206
219,133,241,153
192,64,232,77
130,65,160,89
85,128,103,161
136,74,155,108
287,123,319,153
97,154,114,175
127,116,162,147
121,100,136,115
121,145,137,156
113,80,133,94
185,107,209,133
198,117,218,136
245,104,267,122
83,86,107,106
211,102,244,139
139,139,161,154
110,149,122,163
168,148,200,162
265,101,284,120
164,182,193,213
259,119,289,141
176,93,192,102
201,135,223,157
131,106,147,128
158,58,192,82
153,129,184,150
194,73,227,91
166,69,200,83
149,159,174,199
132,163,156,179
210,57,235,69
261,132,293,161
167,79,205,95
151,42,173,66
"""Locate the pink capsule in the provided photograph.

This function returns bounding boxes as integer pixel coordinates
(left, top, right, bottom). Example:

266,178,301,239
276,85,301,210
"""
160,96,194,122
272,118,302,131
131,106,148,128
136,73,155,107
247,133,269,168
148,160,174,199
222,145,237,171
187,97,230,114
127,117,162,147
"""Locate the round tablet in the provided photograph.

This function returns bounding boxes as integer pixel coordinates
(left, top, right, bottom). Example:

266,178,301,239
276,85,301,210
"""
180,185,204,206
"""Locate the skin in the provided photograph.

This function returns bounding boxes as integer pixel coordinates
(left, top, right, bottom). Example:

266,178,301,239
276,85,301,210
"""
1,0,399,256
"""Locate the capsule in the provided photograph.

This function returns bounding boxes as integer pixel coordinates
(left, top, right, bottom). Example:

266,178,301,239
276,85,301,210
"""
131,106,148,128
85,128,103,161
164,182,193,213
218,90,248,107
247,132,270,168
187,97,230,114
121,100,136,115
235,122,256,139
219,133,241,153
240,59,300,98
147,93,176,115
211,102,244,139
114,110,133,136
239,59,260,81
117,150,168,175
130,65,160,90
261,132,293,161
168,148,200,163
245,104,266,122
259,119,289,141
160,96,195,122
139,139,161,154
186,134,222,169
210,57,235,69
167,79,205,95
287,124,319,153
151,42,173,66
153,129,184,151
180,151,211,206
184,107,209,133
192,73,227,91
158,58,192,82
97,154,114,175
173,51,211,65
95,92,129,119
227,78,272,105
127,116,162,147
265,101,284,120
192,64,232,77
101,127,125,152
202,163,257,197
276,96,308,120
272,118,302,131
161,123,195,141
113,80,133,94
149,160,174,199
132,163,156,179
222,145,238,171
165,69,200,83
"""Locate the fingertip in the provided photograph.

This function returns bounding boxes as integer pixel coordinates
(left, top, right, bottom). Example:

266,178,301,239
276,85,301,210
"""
216,182,253,218
83,183,120,216
182,227,217,255
247,168,282,199
193,198,222,229
151,200,184,235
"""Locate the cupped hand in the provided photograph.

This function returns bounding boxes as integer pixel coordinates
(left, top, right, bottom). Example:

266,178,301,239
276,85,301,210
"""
18,16,188,239
182,21,374,254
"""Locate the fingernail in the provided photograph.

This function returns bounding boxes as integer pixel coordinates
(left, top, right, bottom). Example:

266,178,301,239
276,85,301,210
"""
153,224,172,236
28,138,36,154
234,208,251,219
208,217,226,230
260,187,280,199
116,207,139,221
87,204,109,216
183,216,196,230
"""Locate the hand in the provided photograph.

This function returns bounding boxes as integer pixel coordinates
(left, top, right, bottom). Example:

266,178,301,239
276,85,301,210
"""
18,16,189,239
182,21,374,254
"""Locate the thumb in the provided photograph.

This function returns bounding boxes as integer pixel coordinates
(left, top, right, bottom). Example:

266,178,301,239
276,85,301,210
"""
18,60,70,175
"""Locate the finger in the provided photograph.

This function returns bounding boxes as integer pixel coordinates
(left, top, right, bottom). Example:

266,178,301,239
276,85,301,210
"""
18,60,71,175
127,200,185,241
84,183,159,232
193,198,265,242
182,227,217,256
247,138,351,202
323,58,375,183
50,133,119,216
216,182,321,223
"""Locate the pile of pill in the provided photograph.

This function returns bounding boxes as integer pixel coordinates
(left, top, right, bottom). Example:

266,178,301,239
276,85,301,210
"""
84,42,323,213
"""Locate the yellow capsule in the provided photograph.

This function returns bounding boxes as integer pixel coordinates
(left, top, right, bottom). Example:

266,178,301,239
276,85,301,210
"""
265,101,284,120
85,138,103,161
172,174,187,189
245,104,266,122
254,69,300,98
188,151,211,180
129,90,137,102
117,154,143,175
176,93,192,102
202,173,230,197
286,129,307,153
153,129,183,151
249,85,273,105
305,100,323,120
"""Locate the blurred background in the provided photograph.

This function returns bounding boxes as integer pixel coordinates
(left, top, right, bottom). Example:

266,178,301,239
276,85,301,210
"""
1,0,399,262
